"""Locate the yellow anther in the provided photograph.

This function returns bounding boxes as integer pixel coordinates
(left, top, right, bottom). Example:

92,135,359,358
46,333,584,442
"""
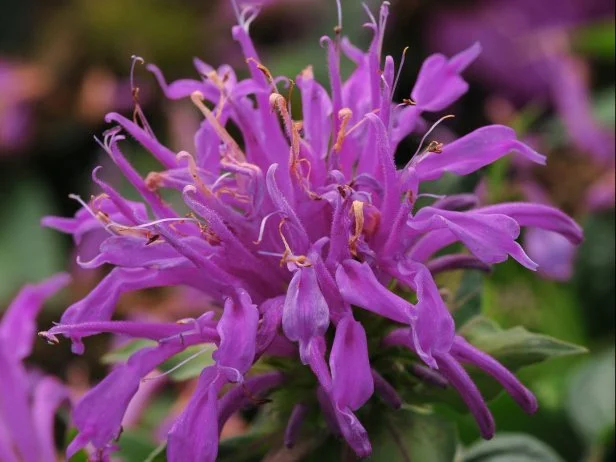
334,108,353,153
349,200,365,256
177,151,213,198
278,219,311,267
190,91,246,163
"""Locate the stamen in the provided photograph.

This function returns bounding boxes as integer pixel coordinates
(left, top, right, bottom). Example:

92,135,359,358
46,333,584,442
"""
177,150,213,197
349,200,365,256
254,211,284,245
211,172,233,191
407,114,455,168
278,219,311,267
269,93,293,138
141,346,212,382
362,2,377,25
344,108,381,138
240,5,260,30
38,331,59,345
333,108,353,153
246,58,278,93
334,0,343,34
129,55,144,99
190,91,247,163
257,250,285,258
393,46,409,97
230,0,241,25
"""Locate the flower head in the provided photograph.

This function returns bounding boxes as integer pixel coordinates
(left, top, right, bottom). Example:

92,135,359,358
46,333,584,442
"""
42,2,582,460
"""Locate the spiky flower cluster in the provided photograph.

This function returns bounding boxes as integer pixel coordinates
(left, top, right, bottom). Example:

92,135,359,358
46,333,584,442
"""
40,2,582,460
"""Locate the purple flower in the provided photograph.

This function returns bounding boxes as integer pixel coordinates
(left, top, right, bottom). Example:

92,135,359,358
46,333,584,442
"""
0,273,70,462
41,3,583,460
426,0,615,164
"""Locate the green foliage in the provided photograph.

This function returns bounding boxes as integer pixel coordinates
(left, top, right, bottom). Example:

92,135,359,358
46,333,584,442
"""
573,20,616,61
566,348,615,445
159,344,214,381
459,317,587,371
144,443,167,462
101,339,158,364
0,178,65,304
102,340,214,381
116,429,158,461
462,433,565,462
368,408,458,462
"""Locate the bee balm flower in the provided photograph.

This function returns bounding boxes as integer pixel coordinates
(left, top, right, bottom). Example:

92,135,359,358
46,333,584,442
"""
41,2,582,460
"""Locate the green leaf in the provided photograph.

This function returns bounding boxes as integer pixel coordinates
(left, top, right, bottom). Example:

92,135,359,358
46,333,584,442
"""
102,341,213,381
573,20,616,60
566,347,615,444
144,443,167,462
459,316,587,371
0,178,65,304
217,432,273,462
368,408,458,462
116,429,157,461
101,339,158,364
462,433,565,462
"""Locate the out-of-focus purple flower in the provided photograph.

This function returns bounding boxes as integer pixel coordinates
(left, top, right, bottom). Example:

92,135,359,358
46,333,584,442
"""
40,3,583,460
0,274,70,462
426,0,615,164
0,59,46,152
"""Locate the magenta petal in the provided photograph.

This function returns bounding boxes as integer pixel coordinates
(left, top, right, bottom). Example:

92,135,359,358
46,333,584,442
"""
411,43,480,112
452,336,538,414
414,125,546,182
398,264,456,368
71,342,185,452
0,273,70,360
32,377,69,462
335,260,409,324
168,367,223,462
282,266,330,364
435,352,495,439
284,403,309,448
330,316,374,410
409,208,537,270
477,202,583,245
524,227,576,281
0,351,40,462
213,289,259,379
333,406,372,458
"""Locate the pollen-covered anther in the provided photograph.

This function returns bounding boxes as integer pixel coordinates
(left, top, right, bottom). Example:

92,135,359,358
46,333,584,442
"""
38,331,59,345
177,150,213,197
349,200,365,256
205,70,228,118
145,171,164,191
246,58,277,91
269,93,294,141
426,140,444,153
190,91,246,163
334,108,353,153
278,219,311,267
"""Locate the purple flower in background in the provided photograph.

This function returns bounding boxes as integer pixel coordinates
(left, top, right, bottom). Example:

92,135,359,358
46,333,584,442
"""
0,59,44,152
40,2,583,460
0,273,70,462
426,0,615,164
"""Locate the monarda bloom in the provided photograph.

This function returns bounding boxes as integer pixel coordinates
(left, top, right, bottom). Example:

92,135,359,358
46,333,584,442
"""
0,274,70,462
40,2,582,461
